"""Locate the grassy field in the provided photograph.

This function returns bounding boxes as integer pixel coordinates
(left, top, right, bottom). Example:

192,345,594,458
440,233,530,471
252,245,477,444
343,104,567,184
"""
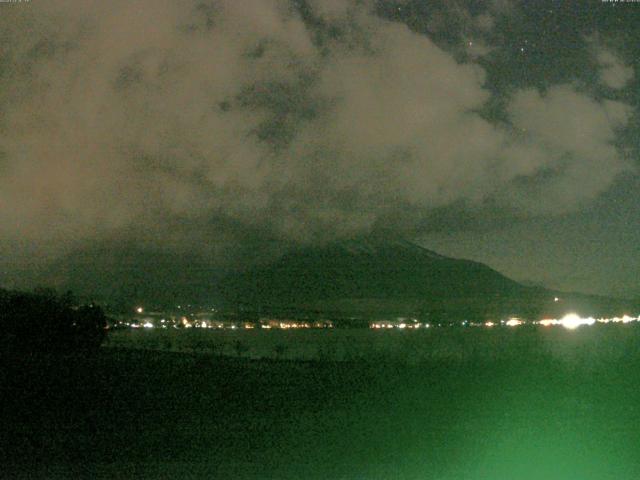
3,326,640,479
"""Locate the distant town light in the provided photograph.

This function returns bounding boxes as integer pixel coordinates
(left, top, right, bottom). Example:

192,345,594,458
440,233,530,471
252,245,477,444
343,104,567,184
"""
538,319,558,327
560,313,595,330
136,307,144,314
554,297,559,302
505,318,522,327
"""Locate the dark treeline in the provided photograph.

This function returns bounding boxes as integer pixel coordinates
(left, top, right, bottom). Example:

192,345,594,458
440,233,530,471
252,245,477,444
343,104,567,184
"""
0,288,107,354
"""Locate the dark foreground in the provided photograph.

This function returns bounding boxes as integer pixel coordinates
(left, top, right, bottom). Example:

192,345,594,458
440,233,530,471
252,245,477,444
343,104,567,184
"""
2,336,640,479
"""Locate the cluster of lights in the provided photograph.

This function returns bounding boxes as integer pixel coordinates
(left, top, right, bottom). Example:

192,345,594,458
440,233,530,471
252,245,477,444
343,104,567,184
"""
261,320,334,330
368,314,639,331
505,318,523,327
123,314,333,330
534,313,637,330
534,314,595,330
127,305,638,332
370,322,427,330
597,315,637,324
276,322,311,329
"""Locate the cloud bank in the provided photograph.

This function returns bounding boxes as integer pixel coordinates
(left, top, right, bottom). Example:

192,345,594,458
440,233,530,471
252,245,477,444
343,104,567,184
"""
0,0,634,270
597,49,634,89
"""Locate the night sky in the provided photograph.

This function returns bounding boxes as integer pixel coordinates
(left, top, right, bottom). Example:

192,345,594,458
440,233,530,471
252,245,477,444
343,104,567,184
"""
0,0,638,300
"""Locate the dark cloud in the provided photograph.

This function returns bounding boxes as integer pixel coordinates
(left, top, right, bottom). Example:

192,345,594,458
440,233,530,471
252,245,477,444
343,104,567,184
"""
0,0,636,296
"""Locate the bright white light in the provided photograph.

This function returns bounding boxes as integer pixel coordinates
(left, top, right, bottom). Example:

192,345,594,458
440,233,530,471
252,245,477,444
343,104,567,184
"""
554,297,559,302
560,313,595,330
142,322,153,329
484,321,495,327
398,323,407,329
136,307,144,314
505,318,522,327
538,319,558,327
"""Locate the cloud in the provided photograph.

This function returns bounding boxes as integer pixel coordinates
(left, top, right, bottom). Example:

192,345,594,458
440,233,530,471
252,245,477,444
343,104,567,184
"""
597,49,634,89
475,13,495,32
465,39,494,58
504,85,632,212
307,0,355,21
0,0,634,276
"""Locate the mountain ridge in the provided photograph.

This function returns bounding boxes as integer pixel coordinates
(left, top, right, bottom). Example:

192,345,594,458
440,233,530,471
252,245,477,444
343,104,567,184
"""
219,236,639,319
221,237,533,316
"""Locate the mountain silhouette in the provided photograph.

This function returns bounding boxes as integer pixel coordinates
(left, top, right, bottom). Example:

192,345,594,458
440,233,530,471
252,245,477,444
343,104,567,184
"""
220,237,549,318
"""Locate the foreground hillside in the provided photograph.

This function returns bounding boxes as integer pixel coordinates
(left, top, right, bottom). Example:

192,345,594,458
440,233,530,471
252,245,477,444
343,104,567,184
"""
3,328,640,479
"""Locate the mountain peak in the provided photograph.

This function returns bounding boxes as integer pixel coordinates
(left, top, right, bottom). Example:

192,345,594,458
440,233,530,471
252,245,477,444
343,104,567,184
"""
221,237,528,316
333,236,446,260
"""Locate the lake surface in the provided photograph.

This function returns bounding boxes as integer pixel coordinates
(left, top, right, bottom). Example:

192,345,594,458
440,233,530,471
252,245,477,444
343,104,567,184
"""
105,323,640,366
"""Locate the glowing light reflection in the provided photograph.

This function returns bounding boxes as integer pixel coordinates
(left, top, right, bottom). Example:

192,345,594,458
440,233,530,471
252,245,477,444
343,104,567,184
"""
559,313,595,330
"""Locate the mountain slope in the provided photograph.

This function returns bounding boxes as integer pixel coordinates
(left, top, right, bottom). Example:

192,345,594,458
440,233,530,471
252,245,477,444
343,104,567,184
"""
220,237,535,316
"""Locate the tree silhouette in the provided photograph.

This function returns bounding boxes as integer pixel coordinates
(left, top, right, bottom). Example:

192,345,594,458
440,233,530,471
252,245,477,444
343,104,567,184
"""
0,288,107,354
